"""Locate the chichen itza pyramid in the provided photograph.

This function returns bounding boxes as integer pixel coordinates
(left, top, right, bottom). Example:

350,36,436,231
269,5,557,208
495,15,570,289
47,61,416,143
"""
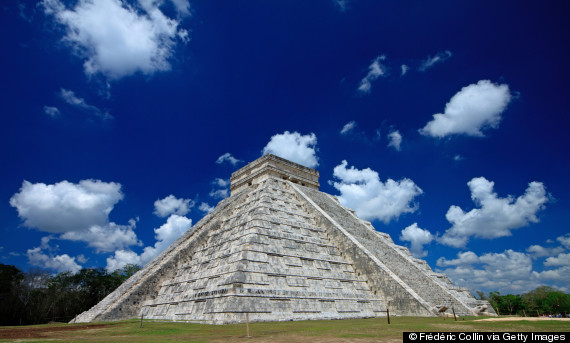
74,154,495,324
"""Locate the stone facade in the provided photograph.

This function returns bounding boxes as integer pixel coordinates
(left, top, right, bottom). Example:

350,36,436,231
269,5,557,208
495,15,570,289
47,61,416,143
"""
74,154,495,324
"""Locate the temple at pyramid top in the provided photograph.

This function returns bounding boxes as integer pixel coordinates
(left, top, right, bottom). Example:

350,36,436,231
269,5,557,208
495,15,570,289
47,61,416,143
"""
230,154,319,195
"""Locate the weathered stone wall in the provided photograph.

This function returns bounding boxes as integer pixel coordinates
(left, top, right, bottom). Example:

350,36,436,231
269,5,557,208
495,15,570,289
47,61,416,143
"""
73,193,244,322
138,178,385,324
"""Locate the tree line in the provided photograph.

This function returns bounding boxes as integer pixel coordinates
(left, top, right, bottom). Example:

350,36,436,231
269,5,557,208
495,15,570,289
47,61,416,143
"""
0,263,139,326
477,287,570,317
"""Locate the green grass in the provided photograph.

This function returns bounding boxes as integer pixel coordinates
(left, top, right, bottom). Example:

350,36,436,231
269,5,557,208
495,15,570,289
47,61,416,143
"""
1,317,569,343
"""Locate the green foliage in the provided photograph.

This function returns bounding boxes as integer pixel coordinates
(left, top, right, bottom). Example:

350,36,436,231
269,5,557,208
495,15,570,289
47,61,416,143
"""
483,286,570,316
0,264,140,326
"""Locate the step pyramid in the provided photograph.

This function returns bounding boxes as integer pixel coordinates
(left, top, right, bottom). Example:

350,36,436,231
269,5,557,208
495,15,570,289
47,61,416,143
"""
74,154,495,324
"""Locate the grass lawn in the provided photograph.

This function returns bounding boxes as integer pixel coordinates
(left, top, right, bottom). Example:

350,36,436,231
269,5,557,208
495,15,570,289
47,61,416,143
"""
1,316,568,343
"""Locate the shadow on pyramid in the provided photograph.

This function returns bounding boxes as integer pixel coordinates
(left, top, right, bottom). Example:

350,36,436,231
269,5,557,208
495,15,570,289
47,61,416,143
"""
74,154,496,324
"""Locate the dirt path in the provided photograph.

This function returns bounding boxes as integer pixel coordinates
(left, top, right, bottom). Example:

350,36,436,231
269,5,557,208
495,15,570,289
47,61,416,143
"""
0,324,109,340
475,317,570,322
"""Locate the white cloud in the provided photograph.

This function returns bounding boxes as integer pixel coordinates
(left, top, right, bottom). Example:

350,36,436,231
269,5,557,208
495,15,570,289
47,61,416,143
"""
436,251,480,267
454,155,464,162
76,254,88,263
213,178,230,188
42,0,189,80
10,179,142,253
420,80,511,137
400,223,433,257
43,106,61,118
209,188,228,199
27,246,82,274
436,249,540,293
400,64,409,76
439,177,549,248
544,253,570,267
106,214,191,271
10,179,123,233
331,160,423,223
170,0,191,16
340,121,357,135
526,245,565,258
153,195,193,217
209,178,230,199
216,153,242,166
60,219,141,253
60,88,112,119
387,130,402,151
357,55,386,94
557,234,570,249
418,50,452,71
438,249,570,293
262,131,319,168
537,266,570,286
198,202,214,214
105,249,140,272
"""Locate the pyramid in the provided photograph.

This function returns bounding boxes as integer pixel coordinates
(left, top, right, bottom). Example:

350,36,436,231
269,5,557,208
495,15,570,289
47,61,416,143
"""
74,154,495,324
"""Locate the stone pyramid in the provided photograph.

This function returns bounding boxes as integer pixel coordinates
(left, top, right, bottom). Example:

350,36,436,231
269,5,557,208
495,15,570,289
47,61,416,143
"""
75,154,495,324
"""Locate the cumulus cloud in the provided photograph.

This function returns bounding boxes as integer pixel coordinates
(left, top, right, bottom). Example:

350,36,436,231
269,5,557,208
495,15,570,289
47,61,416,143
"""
43,106,61,118
436,251,480,267
209,178,230,199
60,219,141,253
169,0,191,16
357,55,386,94
27,237,82,273
526,245,565,258
106,214,191,271
340,121,357,135
418,50,452,71
331,160,423,223
10,179,142,253
209,189,228,199
387,130,402,151
153,195,193,217
557,234,570,249
216,153,242,166
544,253,570,267
60,88,112,119
439,177,549,248
438,248,570,293
262,131,319,168
537,267,570,286
420,80,512,137
42,0,190,80
400,64,409,76
400,223,434,257
28,247,82,273
105,249,140,272
198,202,215,214
436,249,540,293
10,179,123,233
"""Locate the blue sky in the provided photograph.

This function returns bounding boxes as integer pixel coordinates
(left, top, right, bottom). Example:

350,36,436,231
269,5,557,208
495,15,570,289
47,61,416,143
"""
1,0,569,295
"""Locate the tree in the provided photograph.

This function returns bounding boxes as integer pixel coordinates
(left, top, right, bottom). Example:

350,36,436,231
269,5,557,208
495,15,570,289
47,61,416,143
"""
0,264,25,325
0,263,141,325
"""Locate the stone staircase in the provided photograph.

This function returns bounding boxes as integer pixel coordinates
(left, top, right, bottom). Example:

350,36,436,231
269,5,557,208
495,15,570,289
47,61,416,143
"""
294,184,495,317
